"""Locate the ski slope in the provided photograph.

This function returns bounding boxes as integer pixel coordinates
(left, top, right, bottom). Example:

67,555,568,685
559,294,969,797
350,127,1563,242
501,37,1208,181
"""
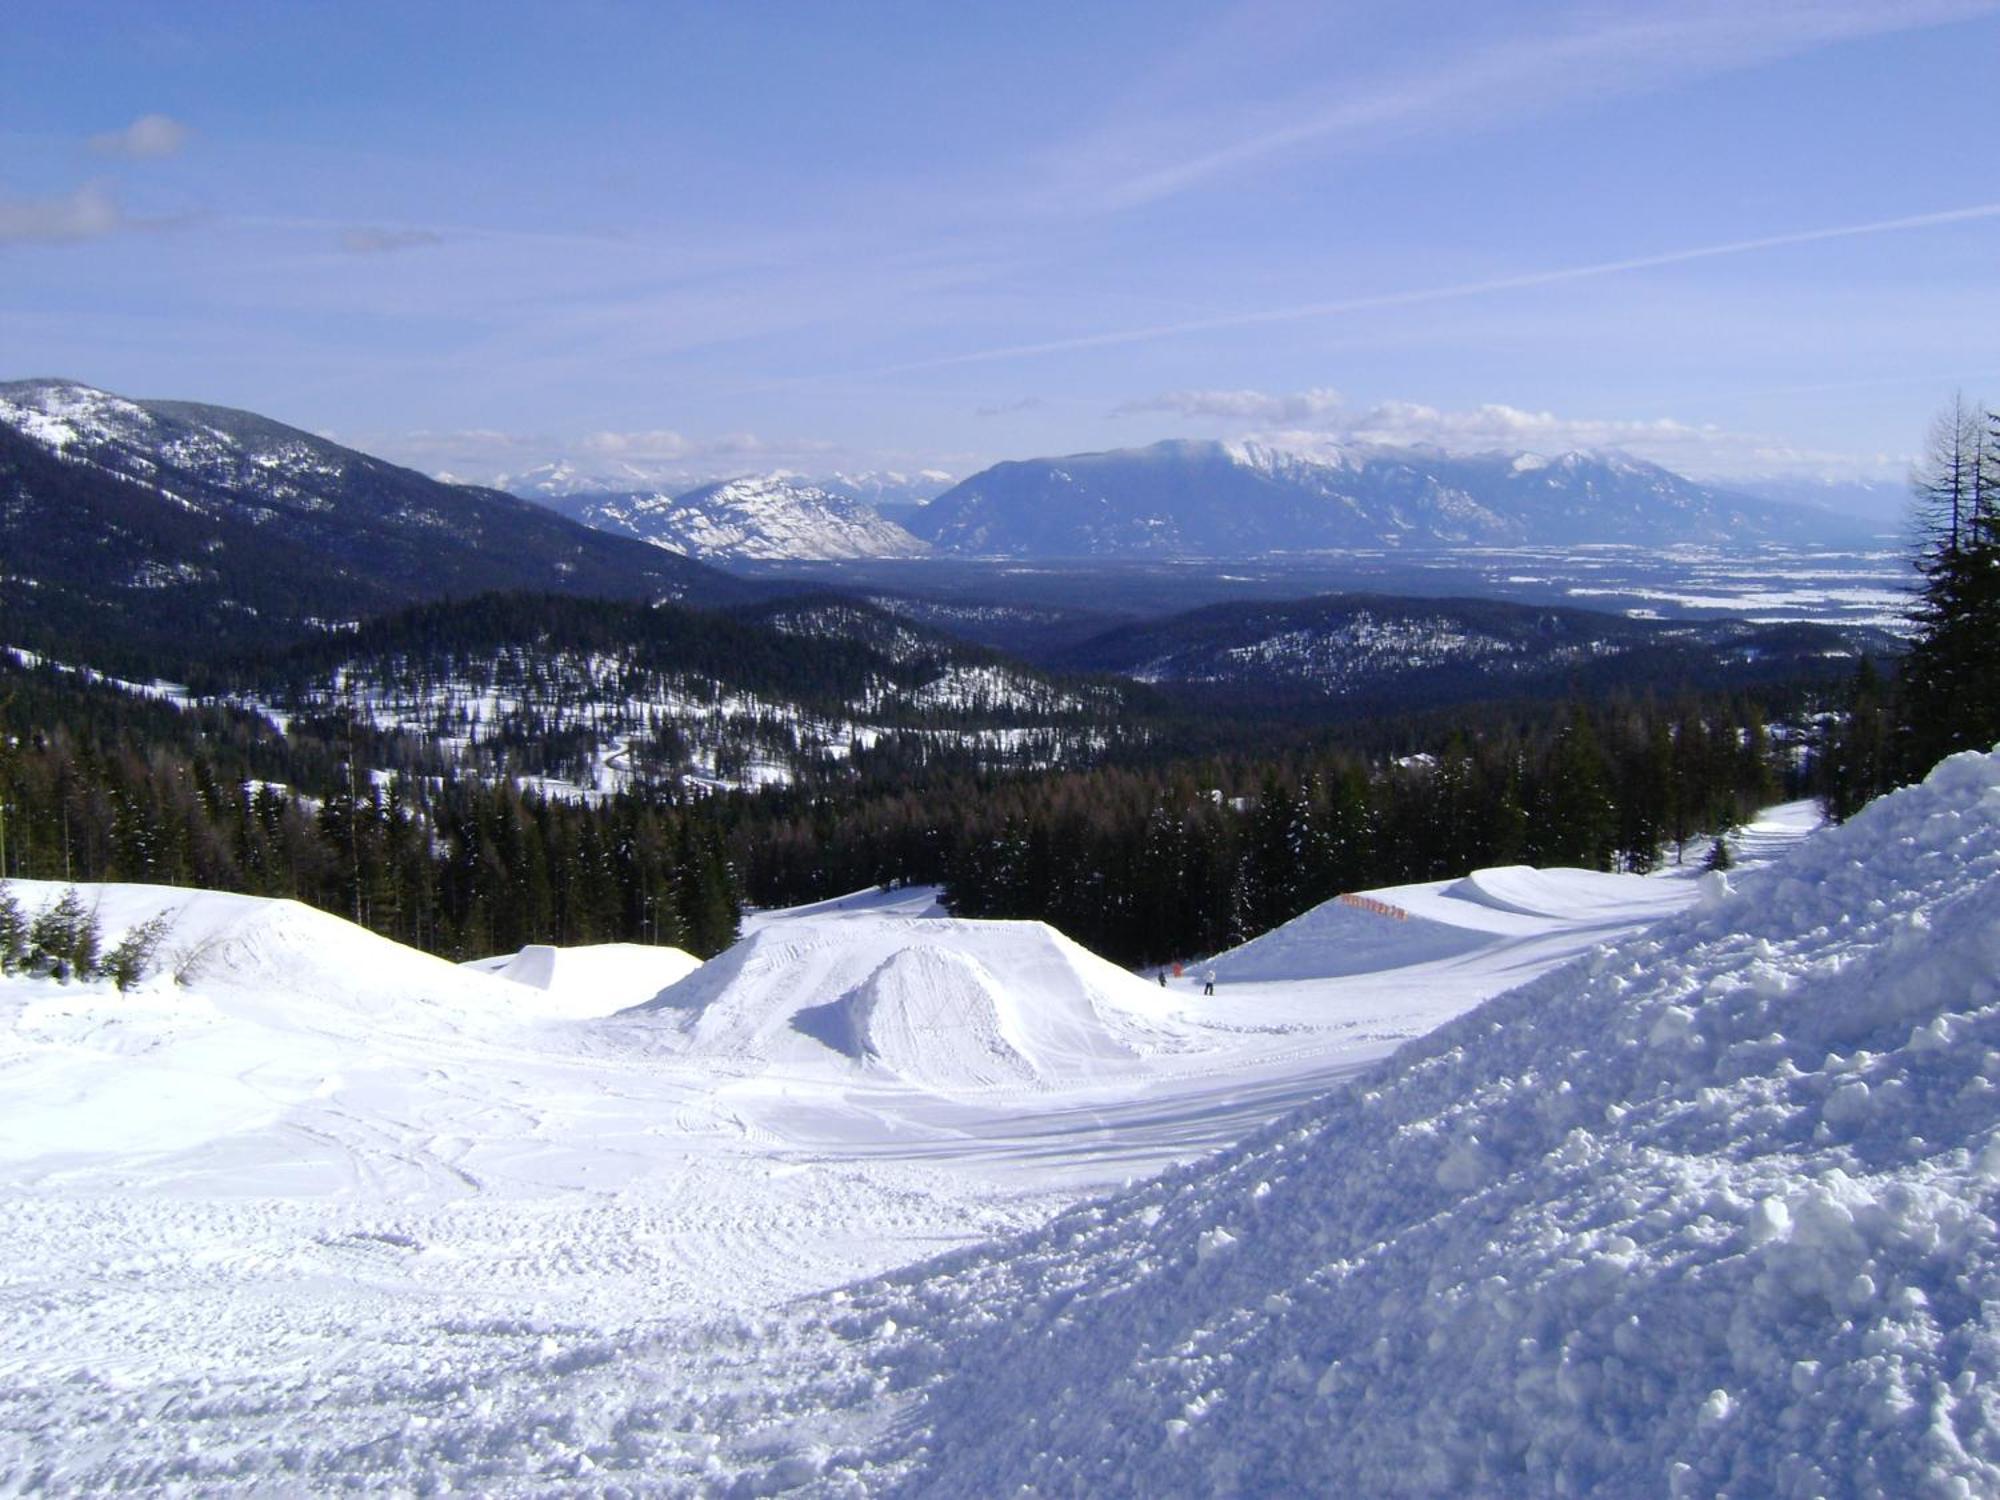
16,786,1984,1493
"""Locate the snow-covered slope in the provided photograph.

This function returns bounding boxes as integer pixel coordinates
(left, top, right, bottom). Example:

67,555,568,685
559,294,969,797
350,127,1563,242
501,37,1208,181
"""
1054,591,1877,704
0,792,1873,1493
911,438,1852,557
559,473,929,560
0,379,748,664
835,750,2000,1495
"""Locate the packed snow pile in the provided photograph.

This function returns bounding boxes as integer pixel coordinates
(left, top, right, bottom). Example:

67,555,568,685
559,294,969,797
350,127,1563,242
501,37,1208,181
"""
613,914,1197,1090
1209,889,1497,981
1212,863,1699,984
836,750,2000,1496
1,879,498,1026
464,941,703,1017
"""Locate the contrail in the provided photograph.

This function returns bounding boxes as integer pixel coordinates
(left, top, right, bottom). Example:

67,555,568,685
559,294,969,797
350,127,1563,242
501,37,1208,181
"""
871,202,2000,375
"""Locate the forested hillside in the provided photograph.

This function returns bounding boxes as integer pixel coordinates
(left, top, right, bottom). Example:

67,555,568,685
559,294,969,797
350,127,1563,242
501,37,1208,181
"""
0,646,1810,967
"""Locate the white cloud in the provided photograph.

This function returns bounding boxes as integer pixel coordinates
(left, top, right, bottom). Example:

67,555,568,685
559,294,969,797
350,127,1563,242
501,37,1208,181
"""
363,424,859,491
1117,386,1907,481
0,184,123,244
576,428,693,462
89,114,191,161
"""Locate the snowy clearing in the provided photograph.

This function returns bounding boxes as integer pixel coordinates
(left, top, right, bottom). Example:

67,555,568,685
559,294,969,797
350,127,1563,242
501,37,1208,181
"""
9,783,1977,1494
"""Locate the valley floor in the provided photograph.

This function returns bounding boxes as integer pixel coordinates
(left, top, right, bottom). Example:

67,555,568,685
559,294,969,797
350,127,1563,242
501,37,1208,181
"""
0,806,1820,1493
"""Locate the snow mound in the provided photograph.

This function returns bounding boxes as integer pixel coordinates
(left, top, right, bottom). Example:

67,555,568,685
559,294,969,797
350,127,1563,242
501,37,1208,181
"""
803,945,1041,1090
613,914,1194,1089
841,750,2000,1496
1210,893,1496,981
3,880,495,1027
1444,863,1690,922
464,941,702,1017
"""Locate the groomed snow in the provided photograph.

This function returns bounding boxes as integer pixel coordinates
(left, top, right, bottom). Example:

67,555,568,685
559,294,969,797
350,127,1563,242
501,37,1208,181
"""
19,780,1976,1493
463,941,703,1018
812,751,2000,1495
611,915,1192,1093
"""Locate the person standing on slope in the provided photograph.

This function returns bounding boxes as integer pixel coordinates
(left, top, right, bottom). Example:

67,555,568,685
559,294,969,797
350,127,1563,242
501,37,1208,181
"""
1203,969,1216,996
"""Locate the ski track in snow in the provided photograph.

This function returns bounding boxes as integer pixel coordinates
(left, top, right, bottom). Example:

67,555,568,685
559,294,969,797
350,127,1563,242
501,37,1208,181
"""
0,794,1912,1493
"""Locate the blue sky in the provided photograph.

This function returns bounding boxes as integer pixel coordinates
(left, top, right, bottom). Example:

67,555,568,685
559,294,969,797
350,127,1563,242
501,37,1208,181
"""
4,1,1998,496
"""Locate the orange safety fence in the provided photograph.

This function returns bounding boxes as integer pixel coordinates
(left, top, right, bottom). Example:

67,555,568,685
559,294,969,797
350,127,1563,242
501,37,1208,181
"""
1337,892,1410,921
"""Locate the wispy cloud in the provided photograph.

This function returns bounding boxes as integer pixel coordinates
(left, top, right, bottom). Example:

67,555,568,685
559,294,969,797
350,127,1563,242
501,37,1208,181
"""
876,201,2000,374
88,113,192,160
0,184,124,244
1050,1,2000,211
1116,387,1344,424
366,424,851,490
339,226,446,255
974,396,1044,418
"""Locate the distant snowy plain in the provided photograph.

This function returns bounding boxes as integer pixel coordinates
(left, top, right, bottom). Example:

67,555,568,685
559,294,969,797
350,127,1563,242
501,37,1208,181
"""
7,773,1996,1494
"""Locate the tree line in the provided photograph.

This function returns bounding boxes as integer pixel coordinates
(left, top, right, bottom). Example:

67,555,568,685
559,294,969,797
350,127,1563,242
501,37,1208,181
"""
0,654,1801,971
1818,396,2000,818
0,699,741,960
718,691,1790,967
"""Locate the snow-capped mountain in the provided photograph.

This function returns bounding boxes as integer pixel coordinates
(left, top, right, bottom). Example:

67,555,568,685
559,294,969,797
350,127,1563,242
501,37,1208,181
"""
910,439,1856,557
551,473,931,561
0,378,752,664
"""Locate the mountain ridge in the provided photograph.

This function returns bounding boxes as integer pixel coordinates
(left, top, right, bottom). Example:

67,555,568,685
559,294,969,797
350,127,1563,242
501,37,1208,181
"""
908,437,1858,558
0,378,759,670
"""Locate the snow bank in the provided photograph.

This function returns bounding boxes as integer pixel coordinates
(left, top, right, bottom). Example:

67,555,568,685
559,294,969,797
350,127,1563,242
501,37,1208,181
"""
1,879,497,1026
1209,893,1496,981
844,750,2000,1496
1444,863,1691,922
611,914,1196,1090
463,941,702,1017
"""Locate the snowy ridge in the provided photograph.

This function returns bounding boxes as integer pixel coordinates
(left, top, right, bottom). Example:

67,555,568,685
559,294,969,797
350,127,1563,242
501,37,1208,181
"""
912,438,1846,557
831,750,2000,1495
562,473,929,561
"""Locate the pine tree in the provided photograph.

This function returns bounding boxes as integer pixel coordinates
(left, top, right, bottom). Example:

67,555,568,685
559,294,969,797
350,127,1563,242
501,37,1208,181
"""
1898,399,2000,776
27,887,101,981
1818,657,1895,821
0,882,26,972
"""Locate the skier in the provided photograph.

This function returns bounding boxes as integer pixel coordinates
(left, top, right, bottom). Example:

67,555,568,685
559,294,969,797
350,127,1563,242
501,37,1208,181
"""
1203,968,1216,996
1158,970,1167,987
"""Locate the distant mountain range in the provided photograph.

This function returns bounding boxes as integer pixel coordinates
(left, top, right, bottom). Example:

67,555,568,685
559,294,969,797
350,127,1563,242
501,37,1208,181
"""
907,440,1862,557
494,462,953,513
510,438,1869,565
538,474,931,561
0,378,754,670
0,377,1888,698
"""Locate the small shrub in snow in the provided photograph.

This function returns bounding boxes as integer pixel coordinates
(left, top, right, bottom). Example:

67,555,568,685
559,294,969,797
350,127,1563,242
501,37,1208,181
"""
1702,834,1734,871
169,931,227,987
101,911,176,991
27,887,101,982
